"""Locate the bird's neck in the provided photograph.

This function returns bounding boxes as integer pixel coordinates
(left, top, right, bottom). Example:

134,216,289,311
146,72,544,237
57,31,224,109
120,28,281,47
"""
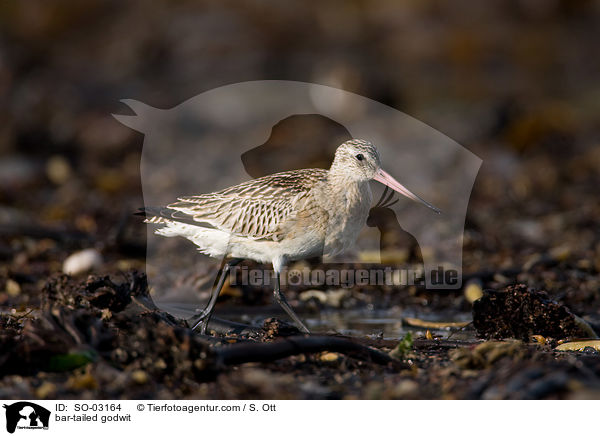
325,170,372,209
327,161,361,185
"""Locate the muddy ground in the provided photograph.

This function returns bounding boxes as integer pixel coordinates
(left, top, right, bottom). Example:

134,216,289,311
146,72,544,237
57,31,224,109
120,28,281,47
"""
2,1,600,399
1,249,600,399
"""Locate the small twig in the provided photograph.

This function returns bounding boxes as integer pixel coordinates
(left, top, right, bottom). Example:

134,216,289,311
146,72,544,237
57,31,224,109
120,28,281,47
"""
216,335,406,368
447,321,474,340
8,308,35,322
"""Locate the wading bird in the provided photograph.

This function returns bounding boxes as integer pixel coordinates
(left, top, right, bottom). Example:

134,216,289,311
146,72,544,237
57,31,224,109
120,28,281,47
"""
139,139,439,334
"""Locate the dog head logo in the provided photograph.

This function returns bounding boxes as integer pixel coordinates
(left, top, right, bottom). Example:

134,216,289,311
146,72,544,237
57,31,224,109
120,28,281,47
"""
3,402,50,433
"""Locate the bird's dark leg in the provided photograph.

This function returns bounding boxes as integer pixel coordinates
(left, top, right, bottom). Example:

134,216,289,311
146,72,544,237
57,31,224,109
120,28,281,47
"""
273,270,310,334
192,258,242,334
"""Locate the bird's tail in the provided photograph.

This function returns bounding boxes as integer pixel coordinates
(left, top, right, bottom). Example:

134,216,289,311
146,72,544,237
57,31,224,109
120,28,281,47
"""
136,206,211,228
135,207,173,224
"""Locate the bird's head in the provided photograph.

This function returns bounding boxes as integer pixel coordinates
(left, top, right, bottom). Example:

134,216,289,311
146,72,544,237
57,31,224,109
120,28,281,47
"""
331,139,441,214
332,139,382,181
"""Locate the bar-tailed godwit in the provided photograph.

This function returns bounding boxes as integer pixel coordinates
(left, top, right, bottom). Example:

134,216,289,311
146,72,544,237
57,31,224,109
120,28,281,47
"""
140,139,439,334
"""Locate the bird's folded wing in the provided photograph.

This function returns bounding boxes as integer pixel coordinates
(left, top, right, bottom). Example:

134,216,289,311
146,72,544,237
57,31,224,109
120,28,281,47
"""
168,169,327,240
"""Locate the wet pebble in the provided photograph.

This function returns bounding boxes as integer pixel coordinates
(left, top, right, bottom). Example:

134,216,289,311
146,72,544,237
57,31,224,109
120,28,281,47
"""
5,279,21,297
131,370,149,384
391,380,420,399
46,155,72,185
63,249,103,275
67,371,98,391
299,288,349,308
299,289,327,304
464,279,483,303
319,352,340,362
35,381,56,399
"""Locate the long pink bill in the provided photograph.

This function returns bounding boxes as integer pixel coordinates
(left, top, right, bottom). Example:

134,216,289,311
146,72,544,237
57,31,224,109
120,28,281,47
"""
373,168,441,214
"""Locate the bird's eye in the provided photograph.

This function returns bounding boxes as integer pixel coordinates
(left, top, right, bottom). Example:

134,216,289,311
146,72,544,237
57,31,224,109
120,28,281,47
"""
356,154,364,161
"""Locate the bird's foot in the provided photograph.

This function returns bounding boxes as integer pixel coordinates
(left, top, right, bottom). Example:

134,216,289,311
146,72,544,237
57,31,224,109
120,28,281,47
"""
190,313,210,334
296,322,310,335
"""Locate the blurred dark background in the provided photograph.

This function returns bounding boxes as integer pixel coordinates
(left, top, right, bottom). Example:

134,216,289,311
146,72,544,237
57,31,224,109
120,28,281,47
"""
2,1,600,401
1,0,599,292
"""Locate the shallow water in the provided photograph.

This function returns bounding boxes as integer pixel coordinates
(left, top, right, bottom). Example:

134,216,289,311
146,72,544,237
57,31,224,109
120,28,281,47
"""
157,302,475,341
306,310,475,341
